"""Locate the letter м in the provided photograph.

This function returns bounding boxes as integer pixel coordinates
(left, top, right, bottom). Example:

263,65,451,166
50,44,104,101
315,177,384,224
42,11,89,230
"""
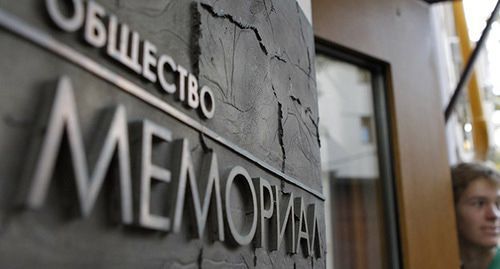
22,76,133,224
170,139,225,241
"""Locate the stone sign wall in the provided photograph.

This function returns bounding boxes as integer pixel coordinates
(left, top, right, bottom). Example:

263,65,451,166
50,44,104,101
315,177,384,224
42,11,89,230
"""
0,0,325,268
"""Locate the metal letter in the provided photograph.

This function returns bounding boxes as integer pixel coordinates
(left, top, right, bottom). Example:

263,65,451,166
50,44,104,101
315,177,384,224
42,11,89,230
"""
84,0,107,48
307,203,322,258
157,54,177,94
119,23,141,74
294,197,310,256
142,40,157,83
24,76,133,224
176,65,188,102
224,166,258,246
107,19,142,74
187,73,199,109
199,85,215,119
130,120,172,231
171,139,225,241
270,186,295,253
106,14,120,60
252,177,274,248
46,0,84,32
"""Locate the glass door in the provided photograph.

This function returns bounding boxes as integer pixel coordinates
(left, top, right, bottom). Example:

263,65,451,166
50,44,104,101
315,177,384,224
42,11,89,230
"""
315,40,400,269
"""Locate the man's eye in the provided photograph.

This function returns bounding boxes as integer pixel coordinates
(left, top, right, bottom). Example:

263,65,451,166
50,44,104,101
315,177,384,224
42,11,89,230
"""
472,200,485,207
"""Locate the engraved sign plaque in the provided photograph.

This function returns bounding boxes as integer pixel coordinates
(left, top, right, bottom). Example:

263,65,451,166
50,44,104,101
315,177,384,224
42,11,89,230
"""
0,0,324,268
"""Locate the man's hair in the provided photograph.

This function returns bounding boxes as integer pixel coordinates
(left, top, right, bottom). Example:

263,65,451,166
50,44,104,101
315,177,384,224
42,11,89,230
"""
451,162,500,204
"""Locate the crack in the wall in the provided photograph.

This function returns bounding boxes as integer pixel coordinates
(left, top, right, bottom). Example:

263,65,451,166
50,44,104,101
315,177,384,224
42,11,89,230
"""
230,25,239,101
221,100,254,113
290,95,302,106
309,114,321,148
200,3,269,55
269,0,276,12
241,254,251,269
192,3,202,76
277,103,285,167
306,49,312,80
289,117,318,165
287,111,317,165
293,61,314,82
200,22,239,109
198,247,203,269
296,2,307,48
201,74,227,99
290,95,321,147
219,38,231,98
262,0,276,40
295,0,314,79
271,54,287,63
197,0,322,222
290,96,315,123
281,51,314,82
272,86,286,172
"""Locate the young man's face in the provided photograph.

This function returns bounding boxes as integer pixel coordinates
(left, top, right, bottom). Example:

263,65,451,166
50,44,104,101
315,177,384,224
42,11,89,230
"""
457,178,500,249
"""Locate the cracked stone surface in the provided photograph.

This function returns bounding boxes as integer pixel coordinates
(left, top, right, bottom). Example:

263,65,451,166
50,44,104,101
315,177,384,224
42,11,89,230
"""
0,0,324,268
198,0,320,187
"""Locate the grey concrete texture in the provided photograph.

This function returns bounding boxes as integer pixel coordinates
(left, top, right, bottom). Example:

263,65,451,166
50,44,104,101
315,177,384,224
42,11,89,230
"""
0,0,325,268
197,0,320,187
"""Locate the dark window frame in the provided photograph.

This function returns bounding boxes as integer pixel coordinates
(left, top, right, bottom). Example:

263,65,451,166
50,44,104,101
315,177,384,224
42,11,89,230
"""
315,37,402,269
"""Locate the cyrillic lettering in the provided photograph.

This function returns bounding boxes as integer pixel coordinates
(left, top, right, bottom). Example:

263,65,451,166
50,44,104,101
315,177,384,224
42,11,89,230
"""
106,15,121,61
142,40,157,83
118,24,142,74
270,186,295,253
171,139,225,240
131,120,172,231
294,197,310,256
199,85,215,119
157,54,177,94
24,76,133,224
253,177,274,248
176,65,188,102
84,1,107,48
186,73,199,109
225,166,258,245
308,204,322,258
46,0,84,32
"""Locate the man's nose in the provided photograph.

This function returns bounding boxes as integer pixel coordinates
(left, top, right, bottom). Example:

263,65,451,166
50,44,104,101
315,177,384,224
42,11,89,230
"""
486,203,500,220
